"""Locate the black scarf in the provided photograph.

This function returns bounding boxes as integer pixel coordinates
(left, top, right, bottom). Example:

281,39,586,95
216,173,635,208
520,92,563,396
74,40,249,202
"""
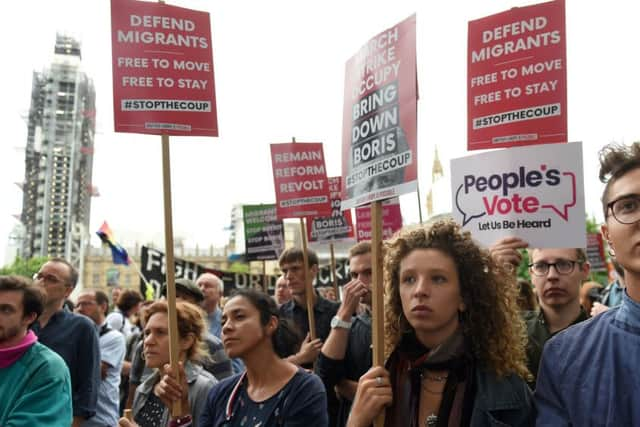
384,328,476,427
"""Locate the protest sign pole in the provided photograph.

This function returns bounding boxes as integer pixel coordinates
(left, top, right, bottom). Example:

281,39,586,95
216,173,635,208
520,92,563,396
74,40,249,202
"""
300,218,317,339
262,260,268,293
161,134,182,416
152,0,180,414
330,242,339,302
370,200,385,427
416,183,424,224
128,257,155,300
290,136,316,338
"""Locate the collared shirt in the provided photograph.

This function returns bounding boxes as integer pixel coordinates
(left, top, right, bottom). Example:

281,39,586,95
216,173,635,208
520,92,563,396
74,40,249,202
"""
207,307,222,339
82,323,126,427
31,309,101,419
316,311,372,427
601,280,624,308
279,294,339,344
522,307,588,385
535,291,640,425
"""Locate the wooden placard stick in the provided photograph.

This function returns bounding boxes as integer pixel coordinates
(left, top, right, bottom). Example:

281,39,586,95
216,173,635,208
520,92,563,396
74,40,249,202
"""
128,256,155,300
416,183,424,224
370,200,385,427
290,136,317,339
161,134,182,416
330,242,340,302
300,216,317,339
262,260,268,293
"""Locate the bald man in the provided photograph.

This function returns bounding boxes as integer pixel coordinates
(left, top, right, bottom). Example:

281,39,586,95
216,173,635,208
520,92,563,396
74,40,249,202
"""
274,275,291,306
196,273,224,338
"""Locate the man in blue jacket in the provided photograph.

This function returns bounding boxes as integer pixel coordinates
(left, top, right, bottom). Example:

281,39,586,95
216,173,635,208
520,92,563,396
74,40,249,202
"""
32,258,101,426
536,142,640,425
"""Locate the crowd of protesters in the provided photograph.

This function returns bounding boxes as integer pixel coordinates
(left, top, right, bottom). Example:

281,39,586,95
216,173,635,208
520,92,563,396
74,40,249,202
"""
1,141,639,426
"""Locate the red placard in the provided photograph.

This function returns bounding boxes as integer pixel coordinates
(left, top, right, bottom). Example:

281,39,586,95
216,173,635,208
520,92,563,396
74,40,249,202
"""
110,0,218,136
468,0,566,150
270,143,332,219
586,232,607,272
355,198,403,242
306,177,355,244
341,15,418,209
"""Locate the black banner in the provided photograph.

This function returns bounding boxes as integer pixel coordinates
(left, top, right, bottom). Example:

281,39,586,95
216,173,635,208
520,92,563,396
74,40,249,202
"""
139,246,349,298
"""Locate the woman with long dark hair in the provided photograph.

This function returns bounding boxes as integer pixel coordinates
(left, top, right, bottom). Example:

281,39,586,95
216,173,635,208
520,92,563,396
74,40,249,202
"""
348,220,534,427
157,288,328,426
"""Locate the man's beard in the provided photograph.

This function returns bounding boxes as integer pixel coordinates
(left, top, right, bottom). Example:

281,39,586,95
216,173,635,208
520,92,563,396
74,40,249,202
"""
0,325,22,346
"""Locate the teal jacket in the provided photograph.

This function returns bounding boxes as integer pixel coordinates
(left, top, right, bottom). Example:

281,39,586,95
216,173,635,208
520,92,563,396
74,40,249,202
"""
0,342,73,426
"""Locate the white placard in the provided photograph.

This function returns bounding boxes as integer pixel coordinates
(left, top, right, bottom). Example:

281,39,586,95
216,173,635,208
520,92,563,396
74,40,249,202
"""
451,142,586,248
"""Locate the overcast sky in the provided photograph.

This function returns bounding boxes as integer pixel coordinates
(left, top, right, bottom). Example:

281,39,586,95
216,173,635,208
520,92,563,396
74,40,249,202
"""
1,0,639,264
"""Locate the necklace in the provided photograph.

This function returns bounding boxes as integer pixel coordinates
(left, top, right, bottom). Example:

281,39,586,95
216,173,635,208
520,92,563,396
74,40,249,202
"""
421,372,449,382
425,414,438,427
423,373,449,382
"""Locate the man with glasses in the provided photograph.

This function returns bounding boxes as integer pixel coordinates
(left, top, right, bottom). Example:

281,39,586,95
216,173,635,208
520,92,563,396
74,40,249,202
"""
489,240,590,386
523,248,589,386
535,142,640,425
75,289,125,427
32,258,101,427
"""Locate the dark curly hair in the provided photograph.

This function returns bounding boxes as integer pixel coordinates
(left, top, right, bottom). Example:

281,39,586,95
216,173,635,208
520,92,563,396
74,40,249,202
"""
383,220,530,380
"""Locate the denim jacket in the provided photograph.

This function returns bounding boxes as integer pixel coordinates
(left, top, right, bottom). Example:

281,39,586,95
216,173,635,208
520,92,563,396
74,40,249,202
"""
471,369,535,426
132,361,217,427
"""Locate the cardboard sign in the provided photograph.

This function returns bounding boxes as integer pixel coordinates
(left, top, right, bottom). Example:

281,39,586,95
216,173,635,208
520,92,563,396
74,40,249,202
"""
341,15,418,209
587,232,607,272
306,177,355,244
270,143,332,219
451,141,585,248
468,0,566,149
243,204,285,262
355,198,403,242
111,0,218,136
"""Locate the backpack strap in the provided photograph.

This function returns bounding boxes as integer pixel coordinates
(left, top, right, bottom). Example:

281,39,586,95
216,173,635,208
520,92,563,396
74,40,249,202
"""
100,323,113,337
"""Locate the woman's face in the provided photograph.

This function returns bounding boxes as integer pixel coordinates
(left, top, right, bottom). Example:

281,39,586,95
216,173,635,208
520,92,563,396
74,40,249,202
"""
143,312,170,368
398,248,465,348
221,296,272,359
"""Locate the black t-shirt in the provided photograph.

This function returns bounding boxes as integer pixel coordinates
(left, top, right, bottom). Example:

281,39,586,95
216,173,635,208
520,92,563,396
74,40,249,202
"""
199,368,328,426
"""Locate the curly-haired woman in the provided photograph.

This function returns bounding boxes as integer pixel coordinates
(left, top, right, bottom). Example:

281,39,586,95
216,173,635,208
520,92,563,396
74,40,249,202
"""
347,220,534,427
119,300,217,427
